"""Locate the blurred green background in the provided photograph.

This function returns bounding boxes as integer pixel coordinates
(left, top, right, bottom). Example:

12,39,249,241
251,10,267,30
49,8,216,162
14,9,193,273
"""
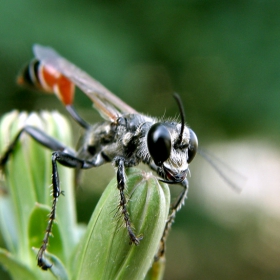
1,0,280,279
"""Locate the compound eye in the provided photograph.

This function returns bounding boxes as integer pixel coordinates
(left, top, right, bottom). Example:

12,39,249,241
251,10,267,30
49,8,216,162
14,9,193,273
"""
187,129,198,163
147,123,171,166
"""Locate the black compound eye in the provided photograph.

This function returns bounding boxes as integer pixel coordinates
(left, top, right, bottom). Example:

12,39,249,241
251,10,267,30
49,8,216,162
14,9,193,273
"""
187,129,198,163
147,123,171,166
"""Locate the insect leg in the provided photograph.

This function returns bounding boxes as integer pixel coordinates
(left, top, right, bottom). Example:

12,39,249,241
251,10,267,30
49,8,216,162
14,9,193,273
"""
37,151,61,270
37,151,97,269
0,126,69,168
65,105,90,129
155,178,189,260
116,158,142,245
0,126,97,269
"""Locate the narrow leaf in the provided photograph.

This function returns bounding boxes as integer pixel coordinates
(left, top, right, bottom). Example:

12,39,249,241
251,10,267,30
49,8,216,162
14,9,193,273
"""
0,248,37,280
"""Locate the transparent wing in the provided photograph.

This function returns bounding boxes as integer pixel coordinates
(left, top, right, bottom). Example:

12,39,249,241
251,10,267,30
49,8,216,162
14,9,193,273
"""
33,44,137,121
198,148,247,192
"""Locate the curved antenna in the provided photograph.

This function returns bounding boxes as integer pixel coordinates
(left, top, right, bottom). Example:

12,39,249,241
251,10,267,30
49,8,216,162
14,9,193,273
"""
173,93,185,145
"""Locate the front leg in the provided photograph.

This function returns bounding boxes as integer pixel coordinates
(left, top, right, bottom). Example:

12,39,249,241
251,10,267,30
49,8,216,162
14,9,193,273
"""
116,157,142,245
155,178,189,260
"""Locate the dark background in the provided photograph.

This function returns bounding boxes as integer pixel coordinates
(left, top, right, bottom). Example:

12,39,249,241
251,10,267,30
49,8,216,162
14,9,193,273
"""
1,1,280,279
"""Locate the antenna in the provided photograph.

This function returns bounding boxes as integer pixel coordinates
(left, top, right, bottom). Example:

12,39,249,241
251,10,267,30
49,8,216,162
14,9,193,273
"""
173,93,185,145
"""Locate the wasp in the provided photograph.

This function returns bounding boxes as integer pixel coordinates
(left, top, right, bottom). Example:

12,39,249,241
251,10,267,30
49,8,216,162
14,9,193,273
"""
0,45,198,270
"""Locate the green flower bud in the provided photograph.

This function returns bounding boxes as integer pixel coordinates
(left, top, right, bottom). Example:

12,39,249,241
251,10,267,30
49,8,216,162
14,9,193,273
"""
72,168,170,280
